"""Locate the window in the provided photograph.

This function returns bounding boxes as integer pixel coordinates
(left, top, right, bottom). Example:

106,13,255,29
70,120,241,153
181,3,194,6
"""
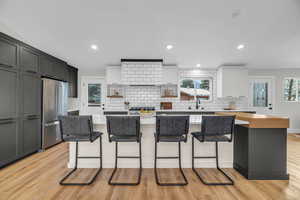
284,78,300,102
88,83,101,106
180,78,212,101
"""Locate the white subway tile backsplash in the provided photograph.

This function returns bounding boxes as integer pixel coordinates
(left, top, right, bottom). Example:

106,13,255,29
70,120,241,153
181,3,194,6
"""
106,69,248,110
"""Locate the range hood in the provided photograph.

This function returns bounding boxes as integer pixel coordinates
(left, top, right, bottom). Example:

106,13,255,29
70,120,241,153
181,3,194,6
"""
121,59,163,86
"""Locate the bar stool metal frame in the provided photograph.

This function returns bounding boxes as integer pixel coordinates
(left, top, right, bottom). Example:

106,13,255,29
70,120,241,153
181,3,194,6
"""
154,116,189,186
58,115,103,186
106,116,142,186
191,115,235,186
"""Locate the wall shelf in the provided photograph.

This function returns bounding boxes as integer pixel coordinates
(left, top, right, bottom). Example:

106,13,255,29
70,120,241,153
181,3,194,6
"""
107,95,123,98
161,95,178,98
160,84,178,98
107,84,125,98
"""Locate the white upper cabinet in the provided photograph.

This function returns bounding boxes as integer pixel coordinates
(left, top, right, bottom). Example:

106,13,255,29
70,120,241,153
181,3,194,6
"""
217,66,248,98
162,66,178,85
106,66,122,84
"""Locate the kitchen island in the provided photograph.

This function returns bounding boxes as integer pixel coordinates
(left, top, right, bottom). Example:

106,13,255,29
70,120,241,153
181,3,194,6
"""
217,112,290,180
67,113,290,180
68,115,248,169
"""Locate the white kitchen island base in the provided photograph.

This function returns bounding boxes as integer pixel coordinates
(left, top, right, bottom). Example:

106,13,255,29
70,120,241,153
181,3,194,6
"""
68,116,248,168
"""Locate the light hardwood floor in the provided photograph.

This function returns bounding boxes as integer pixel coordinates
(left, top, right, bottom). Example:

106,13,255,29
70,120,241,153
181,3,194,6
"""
1,135,300,200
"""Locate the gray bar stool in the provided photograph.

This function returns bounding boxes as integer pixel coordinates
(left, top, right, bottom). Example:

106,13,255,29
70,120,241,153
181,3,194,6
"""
58,115,103,186
154,116,189,186
191,115,235,186
106,116,142,186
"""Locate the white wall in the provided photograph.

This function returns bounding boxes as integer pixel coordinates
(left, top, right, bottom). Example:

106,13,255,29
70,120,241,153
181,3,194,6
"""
248,68,300,132
0,21,27,43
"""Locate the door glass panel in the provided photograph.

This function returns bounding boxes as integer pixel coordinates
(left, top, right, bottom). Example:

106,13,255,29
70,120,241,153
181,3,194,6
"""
88,84,101,107
284,78,297,101
253,82,268,107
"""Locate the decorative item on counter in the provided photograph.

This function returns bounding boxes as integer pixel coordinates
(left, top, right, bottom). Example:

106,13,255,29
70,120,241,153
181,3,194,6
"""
124,101,130,110
114,90,119,96
140,109,155,118
228,100,237,110
164,89,170,97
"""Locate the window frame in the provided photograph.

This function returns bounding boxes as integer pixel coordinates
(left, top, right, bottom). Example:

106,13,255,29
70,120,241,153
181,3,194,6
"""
283,77,300,103
179,76,213,102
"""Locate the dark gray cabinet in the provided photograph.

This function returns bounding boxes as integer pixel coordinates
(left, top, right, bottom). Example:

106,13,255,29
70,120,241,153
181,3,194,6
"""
0,37,18,69
40,55,69,81
20,73,41,157
22,74,41,116
0,68,18,119
40,56,54,77
0,32,78,168
53,61,68,81
22,117,40,155
68,66,78,97
20,47,39,73
0,119,18,166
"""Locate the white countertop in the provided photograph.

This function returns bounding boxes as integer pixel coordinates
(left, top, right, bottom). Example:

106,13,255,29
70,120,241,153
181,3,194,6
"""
156,109,255,112
92,115,249,125
104,109,255,112
67,109,80,112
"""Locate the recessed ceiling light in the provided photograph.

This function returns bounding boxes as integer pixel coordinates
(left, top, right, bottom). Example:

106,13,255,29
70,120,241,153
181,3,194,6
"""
166,45,173,50
237,44,245,50
196,64,201,67
91,44,98,50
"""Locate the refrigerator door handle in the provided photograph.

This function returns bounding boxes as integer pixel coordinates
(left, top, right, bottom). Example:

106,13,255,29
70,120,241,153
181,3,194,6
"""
44,121,60,127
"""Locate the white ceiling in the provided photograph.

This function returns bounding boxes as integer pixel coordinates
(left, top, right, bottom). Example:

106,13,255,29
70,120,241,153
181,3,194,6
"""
0,0,300,72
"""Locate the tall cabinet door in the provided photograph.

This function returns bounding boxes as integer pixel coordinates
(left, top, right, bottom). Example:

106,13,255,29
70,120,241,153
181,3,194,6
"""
53,61,68,81
0,37,18,69
20,46,39,73
21,74,41,155
0,68,18,119
0,119,18,167
22,74,41,116
22,117,40,155
40,56,54,77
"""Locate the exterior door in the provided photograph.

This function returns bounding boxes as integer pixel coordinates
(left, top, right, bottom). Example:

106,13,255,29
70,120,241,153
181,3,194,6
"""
81,77,105,115
249,77,274,114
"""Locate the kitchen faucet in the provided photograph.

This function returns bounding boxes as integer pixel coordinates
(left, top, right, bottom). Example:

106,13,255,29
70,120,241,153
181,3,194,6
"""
196,96,201,110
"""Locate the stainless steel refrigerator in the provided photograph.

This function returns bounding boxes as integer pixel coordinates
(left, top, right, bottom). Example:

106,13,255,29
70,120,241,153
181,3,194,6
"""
42,78,68,149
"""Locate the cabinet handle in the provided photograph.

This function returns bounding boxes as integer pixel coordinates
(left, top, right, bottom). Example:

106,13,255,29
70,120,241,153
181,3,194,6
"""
26,70,37,74
0,64,14,69
0,118,16,124
0,117,15,121
26,115,39,120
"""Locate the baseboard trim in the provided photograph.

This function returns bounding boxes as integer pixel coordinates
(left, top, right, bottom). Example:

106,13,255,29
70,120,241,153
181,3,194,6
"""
288,129,300,134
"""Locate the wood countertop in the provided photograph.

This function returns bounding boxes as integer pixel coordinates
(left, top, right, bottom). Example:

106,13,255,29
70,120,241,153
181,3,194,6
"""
216,112,290,128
